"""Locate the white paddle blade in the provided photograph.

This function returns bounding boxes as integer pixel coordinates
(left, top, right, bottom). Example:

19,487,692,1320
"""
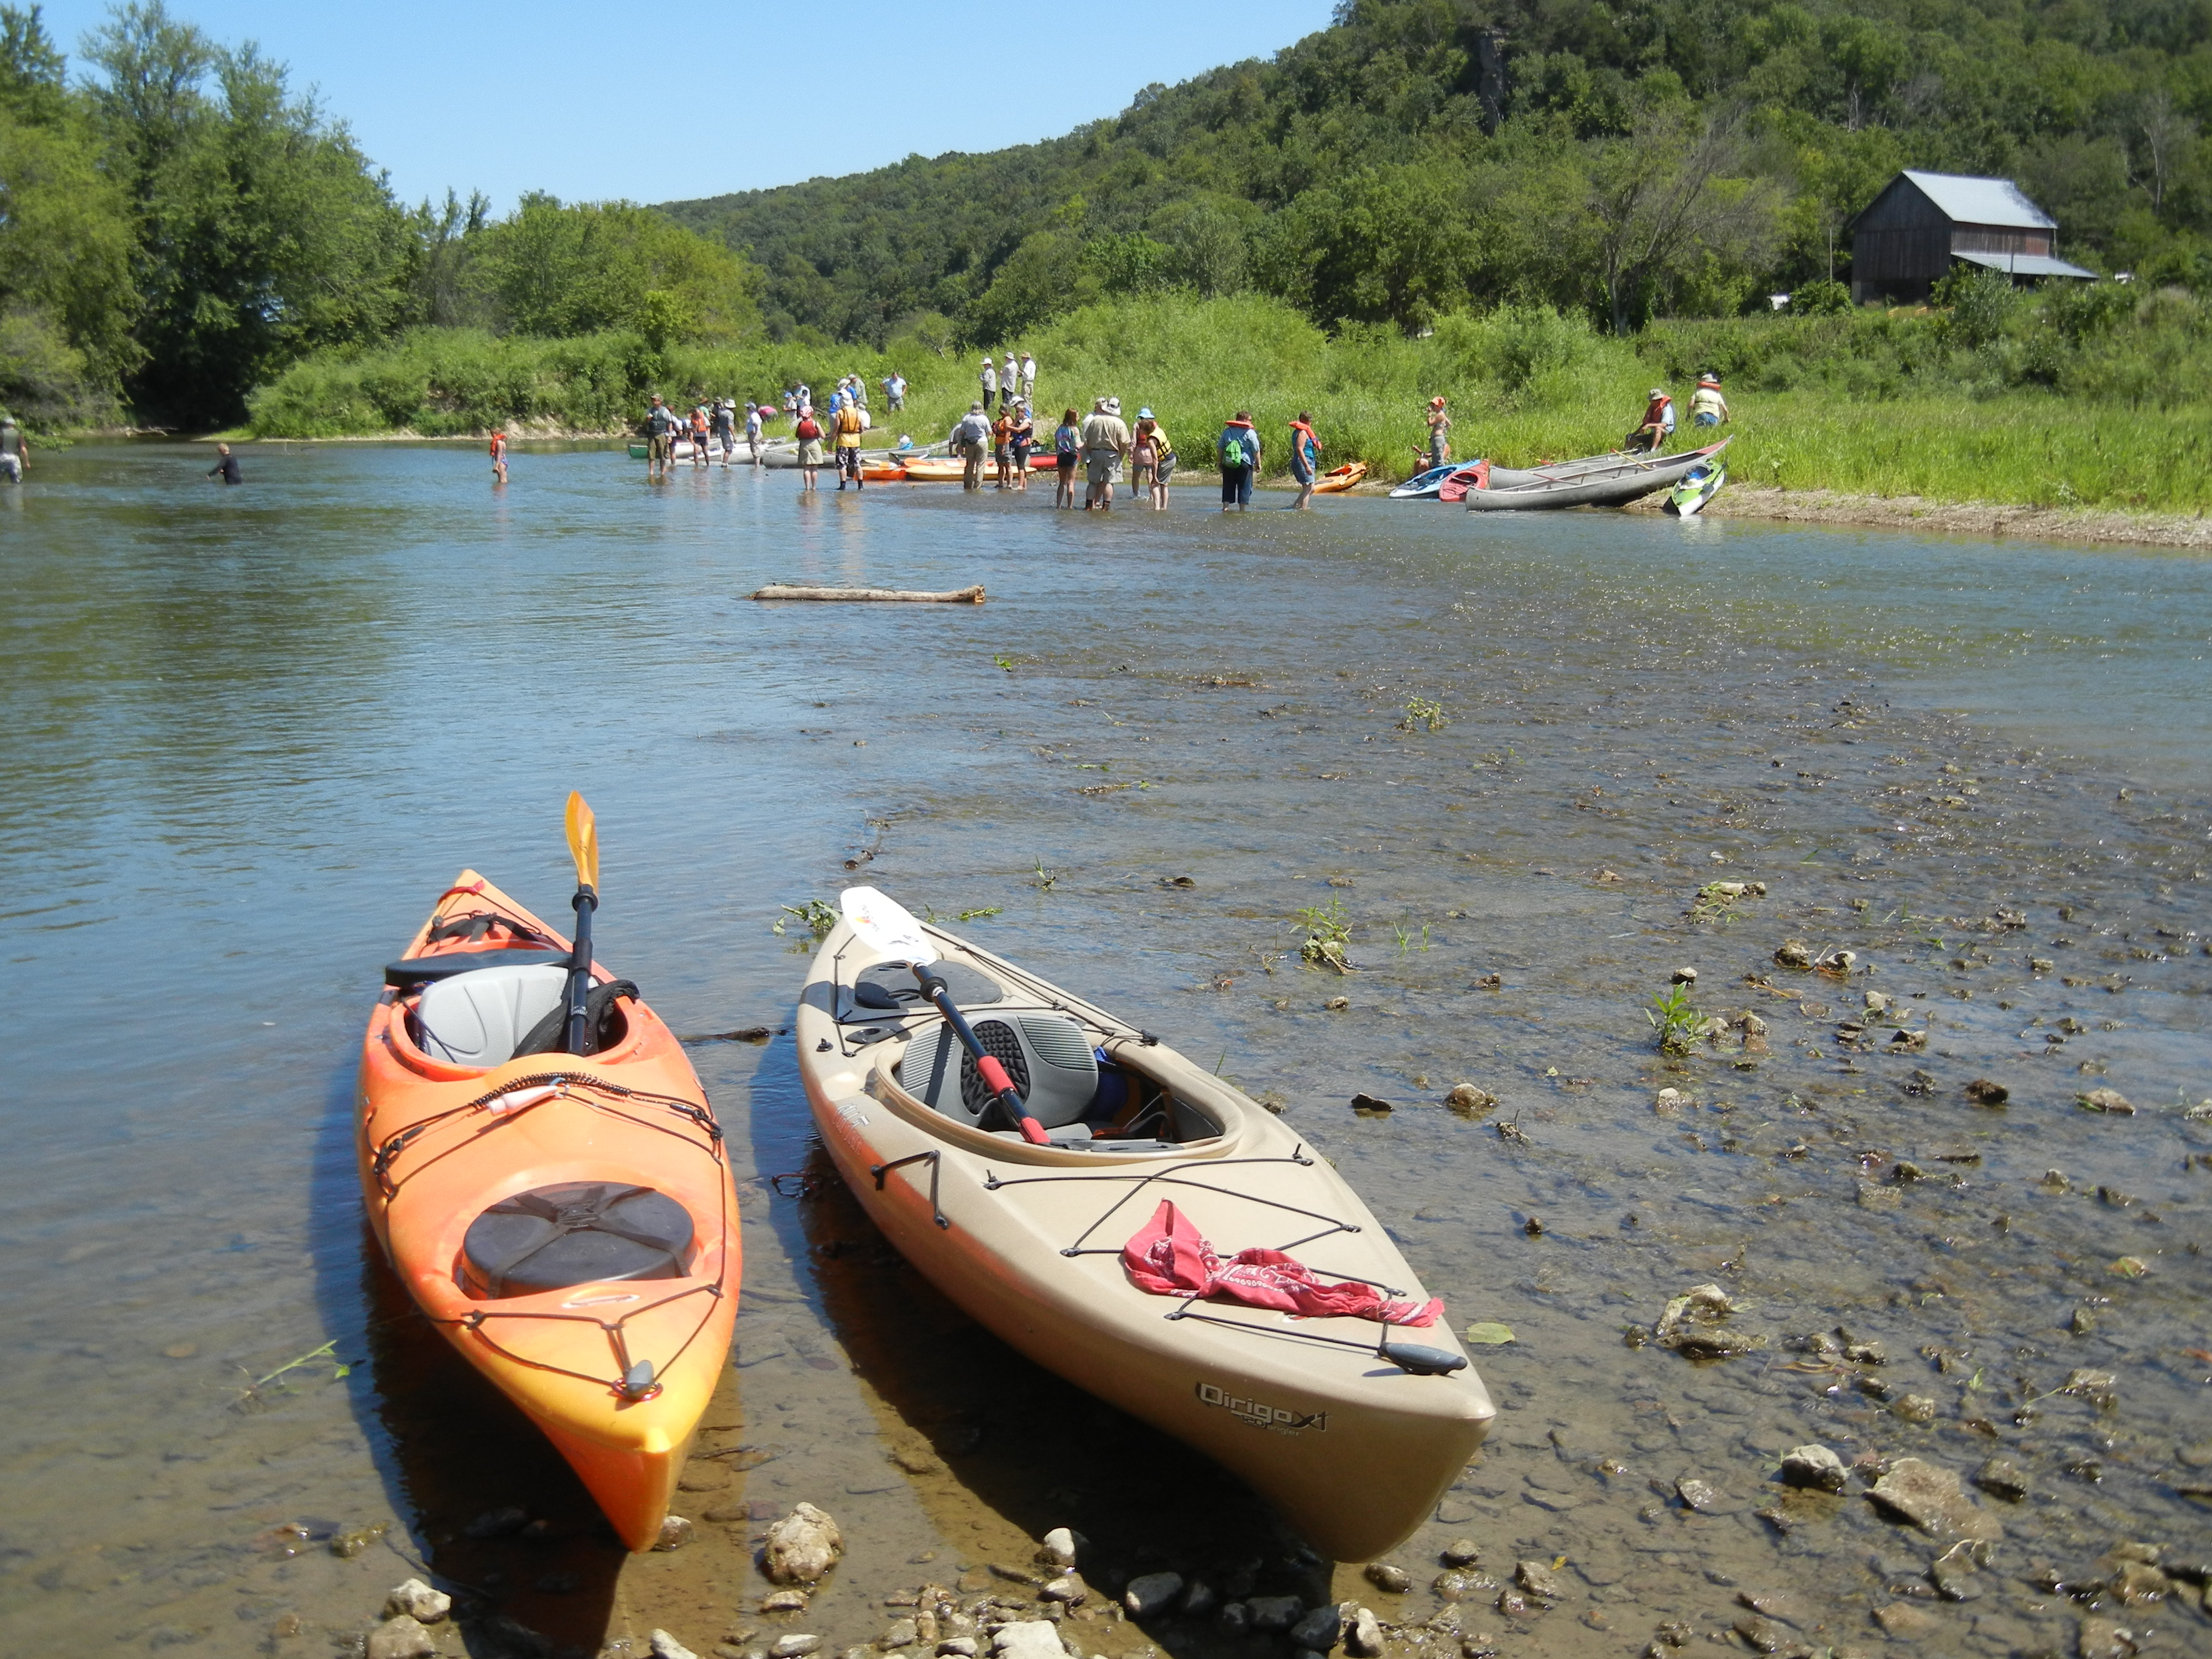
839,886,940,965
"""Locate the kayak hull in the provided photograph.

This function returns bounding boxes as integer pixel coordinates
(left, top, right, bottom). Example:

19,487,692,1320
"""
1310,461,1369,493
795,919,1493,1561
1665,464,1726,515
357,872,739,1550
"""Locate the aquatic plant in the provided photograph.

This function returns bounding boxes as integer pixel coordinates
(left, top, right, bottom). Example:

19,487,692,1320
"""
772,899,837,938
1647,982,1714,1056
1399,698,1448,733
1294,897,1355,973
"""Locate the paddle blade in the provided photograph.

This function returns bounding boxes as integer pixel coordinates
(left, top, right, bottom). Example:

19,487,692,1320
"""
564,791,599,892
839,886,939,965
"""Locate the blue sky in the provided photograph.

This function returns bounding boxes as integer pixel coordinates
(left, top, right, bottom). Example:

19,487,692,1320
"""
37,1,1341,212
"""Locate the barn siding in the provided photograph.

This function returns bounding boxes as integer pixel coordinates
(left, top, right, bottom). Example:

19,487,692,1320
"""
1849,175,2065,303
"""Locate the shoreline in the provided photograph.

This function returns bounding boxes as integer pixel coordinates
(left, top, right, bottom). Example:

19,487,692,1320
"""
56,426,2212,550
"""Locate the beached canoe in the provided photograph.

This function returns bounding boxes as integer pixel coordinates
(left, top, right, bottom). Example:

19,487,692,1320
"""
1483,440,1729,491
357,869,739,1551
1665,461,1726,516
1464,440,1731,510
795,900,1496,1561
1310,461,1369,493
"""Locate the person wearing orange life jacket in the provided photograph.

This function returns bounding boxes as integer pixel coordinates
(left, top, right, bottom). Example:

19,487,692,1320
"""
1626,388,1674,453
1689,372,1729,430
689,404,711,467
488,429,508,484
834,398,868,489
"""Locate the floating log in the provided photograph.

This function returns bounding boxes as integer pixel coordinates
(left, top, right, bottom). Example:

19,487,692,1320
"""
750,583,985,604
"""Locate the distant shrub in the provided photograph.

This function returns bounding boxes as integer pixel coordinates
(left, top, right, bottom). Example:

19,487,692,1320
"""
1788,280,1852,316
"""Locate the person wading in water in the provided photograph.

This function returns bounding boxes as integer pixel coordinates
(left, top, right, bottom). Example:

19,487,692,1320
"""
207,443,242,484
1287,411,1321,509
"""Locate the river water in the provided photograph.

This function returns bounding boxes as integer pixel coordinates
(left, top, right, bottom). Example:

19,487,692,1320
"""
4,443,2209,1659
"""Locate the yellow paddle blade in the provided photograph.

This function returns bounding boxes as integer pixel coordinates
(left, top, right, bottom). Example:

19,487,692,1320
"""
564,791,599,891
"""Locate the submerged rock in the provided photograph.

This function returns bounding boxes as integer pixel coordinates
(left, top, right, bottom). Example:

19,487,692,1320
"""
1446,1084,1498,1117
1867,1458,2001,1541
2077,1087,2135,1114
1439,1538,1482,1567
366,1616,437,1659
761,1505,843,1585
1974,1457,2031,1501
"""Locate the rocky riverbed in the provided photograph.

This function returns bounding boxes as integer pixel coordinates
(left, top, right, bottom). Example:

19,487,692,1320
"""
3,450,2205,1658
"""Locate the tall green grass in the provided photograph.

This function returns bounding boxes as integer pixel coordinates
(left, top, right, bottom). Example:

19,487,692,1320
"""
247,293,2212,513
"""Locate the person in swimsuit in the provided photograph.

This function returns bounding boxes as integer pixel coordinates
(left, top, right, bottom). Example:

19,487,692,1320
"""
489,429,509,484
1287,412,1319,509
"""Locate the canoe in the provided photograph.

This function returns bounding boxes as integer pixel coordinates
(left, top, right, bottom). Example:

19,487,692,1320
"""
357,870,740,1551
1436,461,1491,503
794,907,1495,1561
1386,463,1460,499
1665,462,1726,516
1483,439,1729,491
1310,461,1369,493
1464,440,1731,510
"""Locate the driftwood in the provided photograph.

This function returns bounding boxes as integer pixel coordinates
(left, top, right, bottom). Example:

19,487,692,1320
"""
750,583,985,604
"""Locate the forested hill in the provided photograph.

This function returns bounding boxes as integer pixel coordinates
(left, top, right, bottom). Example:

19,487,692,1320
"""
660,0,2212,344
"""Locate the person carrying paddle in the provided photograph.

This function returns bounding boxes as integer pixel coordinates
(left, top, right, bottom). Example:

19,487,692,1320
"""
794,403,825,492
1288,412,1321,509
1626,387,1675,453
1052,408,1081,508
1218,413,1261,512
1423,397,1451,470
1689,372,1729,430
834,397,868,489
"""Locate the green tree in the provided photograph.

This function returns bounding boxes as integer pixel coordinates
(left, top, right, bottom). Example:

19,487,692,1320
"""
1263,163,1478,331
471,194,760,343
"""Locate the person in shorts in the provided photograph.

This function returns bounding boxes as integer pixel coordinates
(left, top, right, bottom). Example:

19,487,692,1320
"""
992,404,1014,488
1052,408,1081,508
1287,411,1319,509
1424,397,1451,470
645,394,675,475
1689,372,1729,429
954,401,992,489
1007,401,1034,492
1081,396,1130,509
834,398,868,488
1129,409,1160,502
794,404,824,491
2,414,30,482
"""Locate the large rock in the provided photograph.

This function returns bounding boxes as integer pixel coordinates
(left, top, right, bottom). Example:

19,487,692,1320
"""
1034,1528,1078,1569
988,1623,1068,1659
769,1638,821,1659
366,1616,436,1659
761,1505,843,1585
1123,1573,1184,1618
1867,1458,2001,1542
1038,1574,1087,1606
1344,1606,1384,1658
385,1579,451,1623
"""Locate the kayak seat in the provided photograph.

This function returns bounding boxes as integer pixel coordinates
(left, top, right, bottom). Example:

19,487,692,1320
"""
413,964,570,1067
898,1014,1098,1130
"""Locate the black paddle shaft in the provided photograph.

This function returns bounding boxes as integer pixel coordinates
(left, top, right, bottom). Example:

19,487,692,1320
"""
910,962,1047,1142
565,885,598,1055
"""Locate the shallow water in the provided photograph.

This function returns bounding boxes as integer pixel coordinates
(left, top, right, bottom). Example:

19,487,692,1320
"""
3,444,2209,1658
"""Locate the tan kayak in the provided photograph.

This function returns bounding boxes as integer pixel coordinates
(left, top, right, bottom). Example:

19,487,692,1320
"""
794,895,1495,1561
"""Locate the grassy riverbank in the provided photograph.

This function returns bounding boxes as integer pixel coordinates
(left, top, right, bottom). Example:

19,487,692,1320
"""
244,289,2212,515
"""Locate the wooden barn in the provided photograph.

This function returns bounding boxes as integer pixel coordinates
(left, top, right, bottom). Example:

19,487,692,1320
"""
1848,170,2096,304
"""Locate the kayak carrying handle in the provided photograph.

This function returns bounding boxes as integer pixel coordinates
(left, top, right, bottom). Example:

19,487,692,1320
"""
870,1149,951,1229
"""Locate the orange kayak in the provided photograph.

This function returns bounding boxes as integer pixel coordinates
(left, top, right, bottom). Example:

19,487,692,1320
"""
1311,461,1369,493
356,870,739,1550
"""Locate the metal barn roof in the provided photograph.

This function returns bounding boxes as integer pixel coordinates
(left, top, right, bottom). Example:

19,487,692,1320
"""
1952,250,2096,279
1901,170,2057,229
